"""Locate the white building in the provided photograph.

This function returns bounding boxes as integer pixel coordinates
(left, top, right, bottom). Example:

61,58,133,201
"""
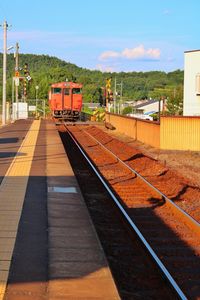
13,102,28,120
183,50,200,116
133,99,164,115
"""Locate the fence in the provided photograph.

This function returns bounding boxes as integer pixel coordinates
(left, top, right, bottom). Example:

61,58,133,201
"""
105,113,160,148
160,116,200,151
0,100,46,125
106,113,200,151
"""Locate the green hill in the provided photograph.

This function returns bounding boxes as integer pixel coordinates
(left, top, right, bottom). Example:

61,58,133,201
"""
0,53,184,112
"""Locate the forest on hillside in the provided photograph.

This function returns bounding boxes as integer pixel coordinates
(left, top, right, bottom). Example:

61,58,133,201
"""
0,53,184,115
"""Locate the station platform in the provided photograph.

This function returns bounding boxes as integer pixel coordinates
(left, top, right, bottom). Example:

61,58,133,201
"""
0,119,120,300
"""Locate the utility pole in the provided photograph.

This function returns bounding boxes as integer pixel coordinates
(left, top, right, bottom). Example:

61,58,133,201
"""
105,78,111,112
1,20,8,125
1,20,12,125
114,77,116,114
115,80,123,114
15,42,19,104
120,81,123,114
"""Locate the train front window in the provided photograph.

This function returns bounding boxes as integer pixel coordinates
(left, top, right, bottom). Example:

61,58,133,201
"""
64,88,70,95
72,88,81,94
52,88,62,94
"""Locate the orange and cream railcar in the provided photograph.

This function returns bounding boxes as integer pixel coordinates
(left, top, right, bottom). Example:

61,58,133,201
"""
49,81,83,121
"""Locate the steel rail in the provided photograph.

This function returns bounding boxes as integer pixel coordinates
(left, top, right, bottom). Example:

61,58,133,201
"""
65,126,188,300
82,129,200,235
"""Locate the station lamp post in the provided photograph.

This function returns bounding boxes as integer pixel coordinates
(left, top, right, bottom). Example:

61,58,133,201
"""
35,85,39,100
35,85,39,116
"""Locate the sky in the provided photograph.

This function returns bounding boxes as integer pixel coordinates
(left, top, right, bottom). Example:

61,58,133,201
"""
0,0,200,73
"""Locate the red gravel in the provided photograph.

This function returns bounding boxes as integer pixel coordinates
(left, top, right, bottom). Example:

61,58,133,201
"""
84,125,200,223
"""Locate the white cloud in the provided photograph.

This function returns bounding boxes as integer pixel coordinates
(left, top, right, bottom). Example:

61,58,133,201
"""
99,44,160,61
146,47,160,59
96,64,115,72
99,50,120,60
122,46,142,59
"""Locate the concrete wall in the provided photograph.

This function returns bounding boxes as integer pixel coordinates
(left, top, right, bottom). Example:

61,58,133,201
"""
105,113,160,148
184,50,200,116
137,120,160,148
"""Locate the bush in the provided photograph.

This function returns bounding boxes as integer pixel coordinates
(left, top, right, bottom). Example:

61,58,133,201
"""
122,106,134,115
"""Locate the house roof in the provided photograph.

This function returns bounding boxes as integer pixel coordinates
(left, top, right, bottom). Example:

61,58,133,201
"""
133,99,159,109
184,49,200,53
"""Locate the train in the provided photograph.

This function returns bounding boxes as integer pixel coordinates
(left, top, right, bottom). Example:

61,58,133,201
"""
49,81,83,121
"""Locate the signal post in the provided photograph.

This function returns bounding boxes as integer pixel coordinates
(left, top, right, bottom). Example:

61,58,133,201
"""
105,78,113,112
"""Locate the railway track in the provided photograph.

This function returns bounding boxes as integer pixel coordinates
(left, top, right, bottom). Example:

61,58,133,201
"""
59,124,200,300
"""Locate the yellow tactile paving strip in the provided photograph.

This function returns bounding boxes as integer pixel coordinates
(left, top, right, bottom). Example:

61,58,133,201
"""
0,120,40,300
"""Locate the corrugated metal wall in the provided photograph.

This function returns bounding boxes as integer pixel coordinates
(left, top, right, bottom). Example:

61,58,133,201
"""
160,116,200,151
105,113,160,148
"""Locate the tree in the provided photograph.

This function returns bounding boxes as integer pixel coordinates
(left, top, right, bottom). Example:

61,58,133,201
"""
0,53,184,108
166,85,183,115
122,106,133,115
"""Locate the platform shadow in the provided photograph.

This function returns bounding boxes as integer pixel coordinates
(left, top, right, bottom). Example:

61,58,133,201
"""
0,152,25,158
0,137,19,144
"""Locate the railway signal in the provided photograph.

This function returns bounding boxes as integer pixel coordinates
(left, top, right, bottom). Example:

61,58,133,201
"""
22,63,32,99
105,78,113,111
23,78,27,97
24,63,32,80
108,91,113,102
24,63,29,76
26,75,32,81
106,78,111,93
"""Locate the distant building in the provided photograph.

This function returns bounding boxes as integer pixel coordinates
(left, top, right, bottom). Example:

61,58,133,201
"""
126,113,153,121
83,103,100,110
183,50,200,116
133,99,164,115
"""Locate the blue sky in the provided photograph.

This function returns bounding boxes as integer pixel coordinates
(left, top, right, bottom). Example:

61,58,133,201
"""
0,0,200,72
